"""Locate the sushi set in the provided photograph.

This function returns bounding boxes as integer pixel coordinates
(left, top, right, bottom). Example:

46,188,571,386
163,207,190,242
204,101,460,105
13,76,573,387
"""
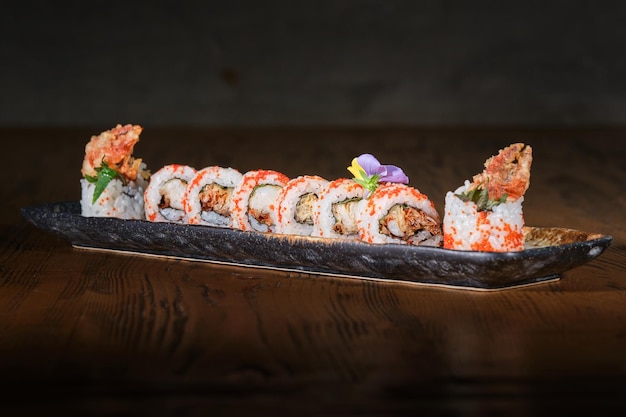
21,124,613,290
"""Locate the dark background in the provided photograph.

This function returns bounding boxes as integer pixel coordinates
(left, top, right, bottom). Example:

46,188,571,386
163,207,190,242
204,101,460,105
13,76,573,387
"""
3,0,626,127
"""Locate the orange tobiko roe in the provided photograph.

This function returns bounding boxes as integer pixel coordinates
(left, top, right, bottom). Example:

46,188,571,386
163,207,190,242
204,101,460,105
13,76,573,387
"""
468,212,523,252
444,212,524,252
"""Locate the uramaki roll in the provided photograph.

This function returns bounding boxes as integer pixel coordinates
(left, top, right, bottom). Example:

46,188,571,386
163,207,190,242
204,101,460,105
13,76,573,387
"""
144,164,197,223
358,183,442,246
183,166,243,227
231,169,289,232
275,175,329,236
311,178,365,240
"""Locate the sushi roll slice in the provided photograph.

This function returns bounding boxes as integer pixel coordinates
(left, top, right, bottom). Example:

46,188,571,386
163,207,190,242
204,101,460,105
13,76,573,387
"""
443,143,532,252
183,166,243,227
311,178,366,240
358,183,442,246
275,175,330,236
231,169,290,232
144,164,197,223
80,124,150,219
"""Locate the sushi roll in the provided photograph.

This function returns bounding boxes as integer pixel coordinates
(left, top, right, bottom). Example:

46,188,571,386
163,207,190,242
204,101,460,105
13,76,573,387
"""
183,166,243,227
358,183,442,246
443,143,532,252
275,175,330,236
231,169,290,232
80,124,150,219
311,178,366,240
144,164,197,223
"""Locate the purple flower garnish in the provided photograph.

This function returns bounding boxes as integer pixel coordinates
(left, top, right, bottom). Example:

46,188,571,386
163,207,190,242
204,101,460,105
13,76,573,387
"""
347,153,409,197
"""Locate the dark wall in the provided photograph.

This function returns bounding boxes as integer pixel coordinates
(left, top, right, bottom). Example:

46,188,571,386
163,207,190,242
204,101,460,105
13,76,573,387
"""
2,0,626,127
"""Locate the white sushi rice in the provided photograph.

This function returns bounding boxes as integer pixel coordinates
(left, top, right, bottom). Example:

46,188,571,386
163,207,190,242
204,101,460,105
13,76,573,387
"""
443,180,525,251
80,163,149,220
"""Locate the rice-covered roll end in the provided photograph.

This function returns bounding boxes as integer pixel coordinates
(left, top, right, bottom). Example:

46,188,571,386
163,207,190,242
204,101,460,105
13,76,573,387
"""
144,164,197,223
443,181,525,251
443,143,532,252
80,124,150,219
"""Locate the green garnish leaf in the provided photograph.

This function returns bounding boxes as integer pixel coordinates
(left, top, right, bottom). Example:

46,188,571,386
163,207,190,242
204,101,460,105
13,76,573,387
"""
456,184,507,211
85,160,125,203
352,172,381,198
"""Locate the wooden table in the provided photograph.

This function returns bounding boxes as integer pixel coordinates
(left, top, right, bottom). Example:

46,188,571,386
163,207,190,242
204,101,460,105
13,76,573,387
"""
1,127,625,416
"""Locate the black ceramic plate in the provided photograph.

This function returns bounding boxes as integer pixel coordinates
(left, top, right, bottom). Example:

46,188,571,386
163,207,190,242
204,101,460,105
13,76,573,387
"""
21,201,612,290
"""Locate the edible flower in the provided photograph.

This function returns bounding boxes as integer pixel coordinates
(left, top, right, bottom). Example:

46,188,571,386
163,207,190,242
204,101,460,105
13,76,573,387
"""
84,159,125,203
347,153,409,197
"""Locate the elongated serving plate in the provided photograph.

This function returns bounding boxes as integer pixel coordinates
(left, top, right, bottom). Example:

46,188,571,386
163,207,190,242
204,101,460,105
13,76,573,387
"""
21,201,612,290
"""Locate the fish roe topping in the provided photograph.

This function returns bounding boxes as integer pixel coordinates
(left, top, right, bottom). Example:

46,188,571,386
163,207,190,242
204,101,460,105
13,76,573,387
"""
443,225,458,249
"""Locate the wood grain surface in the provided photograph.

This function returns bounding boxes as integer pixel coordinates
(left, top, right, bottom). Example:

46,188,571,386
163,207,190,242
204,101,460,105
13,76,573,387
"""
1,127,625,416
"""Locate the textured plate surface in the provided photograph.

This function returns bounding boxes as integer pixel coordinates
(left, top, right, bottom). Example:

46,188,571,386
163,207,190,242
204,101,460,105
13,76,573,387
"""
21,202,613,290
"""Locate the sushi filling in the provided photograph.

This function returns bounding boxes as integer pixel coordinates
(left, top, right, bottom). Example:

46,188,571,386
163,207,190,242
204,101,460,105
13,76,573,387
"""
158,177,188,221
248,184,282,232
199,183,233,218
332,198,362,235
294,192,317,226
379,204,440,243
